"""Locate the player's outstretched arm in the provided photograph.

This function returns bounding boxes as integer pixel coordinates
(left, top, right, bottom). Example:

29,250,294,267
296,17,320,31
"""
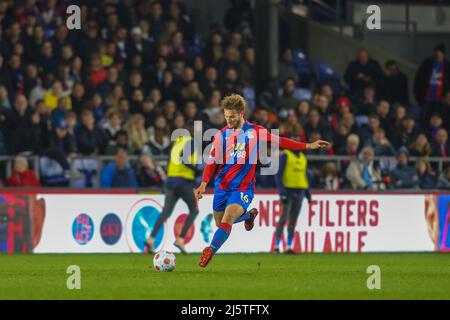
305,139,331,150
255,125,330,151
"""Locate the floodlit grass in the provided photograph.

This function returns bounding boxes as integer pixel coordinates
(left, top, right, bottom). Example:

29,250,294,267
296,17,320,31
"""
0,252,449,299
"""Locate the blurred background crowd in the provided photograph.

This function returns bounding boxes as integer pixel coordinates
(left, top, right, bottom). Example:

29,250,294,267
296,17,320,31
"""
0,0,449,190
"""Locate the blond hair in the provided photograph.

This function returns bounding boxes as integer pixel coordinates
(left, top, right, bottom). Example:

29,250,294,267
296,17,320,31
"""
221,94,246,113
347,133,360,146
124,114,148,151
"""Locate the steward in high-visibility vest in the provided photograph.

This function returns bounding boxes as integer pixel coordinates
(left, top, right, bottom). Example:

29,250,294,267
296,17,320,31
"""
274,149,312,254
167,135,198,181
145,134,200,254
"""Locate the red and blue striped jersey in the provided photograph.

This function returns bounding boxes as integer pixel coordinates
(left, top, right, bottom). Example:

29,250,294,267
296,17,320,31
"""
201,121,307,192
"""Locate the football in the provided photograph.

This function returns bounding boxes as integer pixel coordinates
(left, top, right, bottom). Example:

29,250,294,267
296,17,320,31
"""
153,250,176,272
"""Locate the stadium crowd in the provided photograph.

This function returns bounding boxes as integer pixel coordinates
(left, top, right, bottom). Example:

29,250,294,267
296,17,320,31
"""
0,0,449,190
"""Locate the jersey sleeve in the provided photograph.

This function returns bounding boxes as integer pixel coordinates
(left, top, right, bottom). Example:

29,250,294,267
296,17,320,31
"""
255,125,308,151
201,131,222,184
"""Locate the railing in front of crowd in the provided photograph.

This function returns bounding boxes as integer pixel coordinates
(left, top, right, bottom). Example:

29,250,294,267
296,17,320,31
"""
0,155,449,189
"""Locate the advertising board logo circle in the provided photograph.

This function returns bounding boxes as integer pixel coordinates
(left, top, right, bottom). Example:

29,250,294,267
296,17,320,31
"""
174,213,195,244
125,198,165,253
72,213,94,245
100,213,122,245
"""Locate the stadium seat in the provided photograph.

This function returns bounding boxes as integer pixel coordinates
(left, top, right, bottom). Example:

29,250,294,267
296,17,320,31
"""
315,63,340,94
39,157,69,187
292,49,312,87
277,87,312,101
242,87,256,112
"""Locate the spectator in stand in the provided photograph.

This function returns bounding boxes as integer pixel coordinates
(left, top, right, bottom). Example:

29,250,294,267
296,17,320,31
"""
337,133,360,156
135,154,166,188
409,133,433,157
379,60,409,105
315,94,332,123
0,85,11,110
375,100,390,132
278,48,299,85
181,81,205,108
432,128,449,157
128,26,155,69
23,63,40,98
102,109,122,142
172,112,186,131
304,108,330,141
414,44,450,113
44,80,72,111
5,94,41,154
76,110,108,156
144,113,171,156
204,31,224,67
1,54,25,99
341,112,358,135
98,67,119,98
321,162,341,190
415,158,436,189
370,128,396,156
429,113,444,141
183,100,200,129
162,99,177,123
330,97,351,128
441,90,450,128
358,113,381,146
392,114,417,149
217,46,241,80
201,66,220,99
437,167,450,189
105,129,132,156
123,114,148,155
240,47,255,87
70,83,87,116
279,109,306,142
141,98,157,129
221,67,242,96
346,146,384,190
252,107,273,131
77,20,100,65
48,120,77,158
333,122,349,150
320,84,335,106
169,31,188,61
389,147,419,189
100,149,138,188
7,156,41,187
389,104,406,134
296,100,311,124
277,78,300,110
39,40,58,75
51,96,70,127
117,97,131,125
344,48,383,100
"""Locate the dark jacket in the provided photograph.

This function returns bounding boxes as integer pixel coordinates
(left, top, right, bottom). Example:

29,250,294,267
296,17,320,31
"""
75,125,108,155
5,108,41,154
431,142,450,157
379,71,409,105
344,58,383,95
414,57,450,106
390,164,419,189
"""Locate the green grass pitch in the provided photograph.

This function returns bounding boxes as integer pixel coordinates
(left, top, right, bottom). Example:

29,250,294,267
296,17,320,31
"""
1,253,449,299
